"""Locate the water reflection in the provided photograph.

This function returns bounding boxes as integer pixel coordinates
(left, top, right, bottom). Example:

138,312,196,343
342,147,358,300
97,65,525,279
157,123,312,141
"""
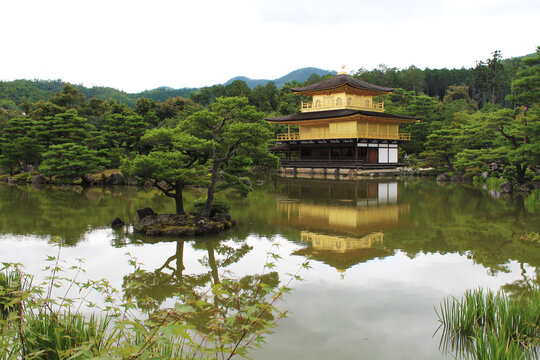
275,179,411,272
123,239,255,309
0,184,178,245
2,179,540,359
294,232,390,274
275,180,410,231
121,238,282,353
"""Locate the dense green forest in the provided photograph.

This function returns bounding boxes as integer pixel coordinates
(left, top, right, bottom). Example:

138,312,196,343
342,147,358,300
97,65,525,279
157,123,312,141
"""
0,48,538,189
0,67,336,110
0,79,195,109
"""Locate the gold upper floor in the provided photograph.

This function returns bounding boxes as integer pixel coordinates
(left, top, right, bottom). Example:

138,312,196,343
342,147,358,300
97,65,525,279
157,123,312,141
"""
277,118,411,141
302,92,384,113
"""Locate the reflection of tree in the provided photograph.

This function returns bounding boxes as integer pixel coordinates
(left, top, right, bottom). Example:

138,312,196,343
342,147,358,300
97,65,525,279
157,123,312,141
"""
386,180,540,274
501,263,539,298
0,184,176,245
122,238,282,350
197,240,253,284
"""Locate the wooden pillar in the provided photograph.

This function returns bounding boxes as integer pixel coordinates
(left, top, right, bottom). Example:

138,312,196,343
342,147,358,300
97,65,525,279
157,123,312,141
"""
328,144,331,162
288,125,291,140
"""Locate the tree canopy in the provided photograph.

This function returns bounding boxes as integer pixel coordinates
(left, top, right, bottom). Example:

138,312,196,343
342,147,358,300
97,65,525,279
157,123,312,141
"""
121,128,211,214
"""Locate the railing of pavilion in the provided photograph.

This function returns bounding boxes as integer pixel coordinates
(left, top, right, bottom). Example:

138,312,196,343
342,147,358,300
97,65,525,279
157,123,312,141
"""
276,132,410,141
300,100,385,112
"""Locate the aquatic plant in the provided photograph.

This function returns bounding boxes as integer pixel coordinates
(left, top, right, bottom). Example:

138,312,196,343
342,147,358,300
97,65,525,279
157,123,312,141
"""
525,190,540,214
436,287,540,359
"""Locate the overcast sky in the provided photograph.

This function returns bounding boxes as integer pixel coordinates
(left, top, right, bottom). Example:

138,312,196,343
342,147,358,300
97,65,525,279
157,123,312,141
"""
1,0,538,93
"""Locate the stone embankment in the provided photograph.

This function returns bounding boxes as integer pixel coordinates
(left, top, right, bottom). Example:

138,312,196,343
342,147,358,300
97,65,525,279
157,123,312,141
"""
0,171,149,186
279,167,436,180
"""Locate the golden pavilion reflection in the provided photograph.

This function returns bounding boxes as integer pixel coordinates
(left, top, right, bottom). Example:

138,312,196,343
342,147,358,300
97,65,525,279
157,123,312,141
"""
301,231,383,253
277,181,410,234
293,232,391,274
277,180,411,273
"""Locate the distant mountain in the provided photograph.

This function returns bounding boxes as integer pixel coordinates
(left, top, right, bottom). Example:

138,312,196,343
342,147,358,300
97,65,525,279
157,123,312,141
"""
0,68,337,109
224,67,337,89
0,79,197,108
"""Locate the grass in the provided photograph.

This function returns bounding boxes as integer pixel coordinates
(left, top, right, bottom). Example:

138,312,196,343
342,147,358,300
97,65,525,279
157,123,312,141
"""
0,269,24,319
436,287,540,359
473,176,504,190
525,190,540,214
24,311,111,359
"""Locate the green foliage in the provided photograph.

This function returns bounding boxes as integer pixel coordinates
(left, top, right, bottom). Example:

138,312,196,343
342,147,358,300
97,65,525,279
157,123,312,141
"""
104,113,149,156
35,110,94,148
155,96,196,121
0,269,24,320
134,97,155,116
0,117,43,174
249,82,278,112
454,147,507,177
181,97,276,217
121,128,211,214
421,128,460,171
24,311,111,359
485,176,504,190
40,143,102,183
137,87,195,103
191,198,231,216
471,50,510,108
49,84,86,110
0,242,306,360
506,47,540,109
0,79,156,109
524,190,540,214
436,287,540,359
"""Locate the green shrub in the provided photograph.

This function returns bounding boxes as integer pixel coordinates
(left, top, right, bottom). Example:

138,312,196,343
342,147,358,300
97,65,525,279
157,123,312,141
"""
502,166,517,182
524,190,540,213
486,176,503,190
191,198,231,216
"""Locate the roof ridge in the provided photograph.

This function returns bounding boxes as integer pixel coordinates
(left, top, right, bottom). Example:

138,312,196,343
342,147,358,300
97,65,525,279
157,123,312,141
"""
291,74,394,93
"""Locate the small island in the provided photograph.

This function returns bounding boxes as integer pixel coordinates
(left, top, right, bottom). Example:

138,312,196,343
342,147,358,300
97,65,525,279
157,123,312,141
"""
132,206,235,237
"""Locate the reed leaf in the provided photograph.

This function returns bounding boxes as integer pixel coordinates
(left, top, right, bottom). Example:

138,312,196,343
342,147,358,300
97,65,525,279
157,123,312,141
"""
436,287,540,359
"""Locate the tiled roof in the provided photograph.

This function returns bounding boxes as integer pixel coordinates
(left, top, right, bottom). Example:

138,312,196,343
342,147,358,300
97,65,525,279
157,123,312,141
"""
291,74,394,93
267,109,420,122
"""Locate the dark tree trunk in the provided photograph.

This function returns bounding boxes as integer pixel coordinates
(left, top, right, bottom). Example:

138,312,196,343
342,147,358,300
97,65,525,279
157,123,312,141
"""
157,239,185,280
80,175,91,187
207,242,220,284
516,164,526,184
174,240,185,279
201,161,219,218
445,157,455,172
175,182,185,215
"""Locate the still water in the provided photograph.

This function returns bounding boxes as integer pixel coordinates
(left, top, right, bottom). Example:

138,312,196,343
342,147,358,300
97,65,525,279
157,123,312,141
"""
1,178,539,359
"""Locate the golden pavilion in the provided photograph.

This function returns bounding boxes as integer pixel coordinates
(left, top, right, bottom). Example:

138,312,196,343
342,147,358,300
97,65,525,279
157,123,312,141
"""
267,73,419,168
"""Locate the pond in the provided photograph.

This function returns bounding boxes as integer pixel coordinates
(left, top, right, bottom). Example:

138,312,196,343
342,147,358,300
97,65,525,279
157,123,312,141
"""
1,177,539,359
